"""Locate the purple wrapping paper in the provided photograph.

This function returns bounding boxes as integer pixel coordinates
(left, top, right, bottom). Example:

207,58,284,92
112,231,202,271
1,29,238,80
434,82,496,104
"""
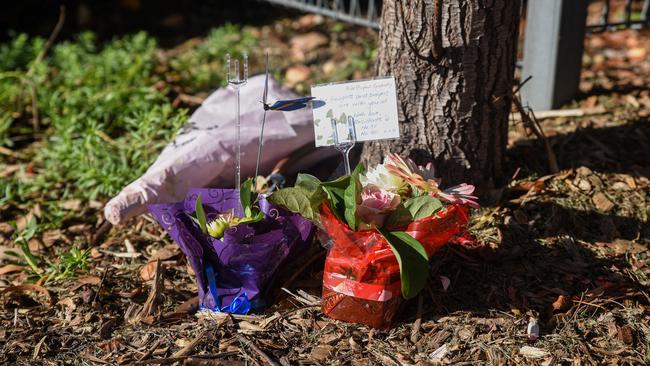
148,188,312,311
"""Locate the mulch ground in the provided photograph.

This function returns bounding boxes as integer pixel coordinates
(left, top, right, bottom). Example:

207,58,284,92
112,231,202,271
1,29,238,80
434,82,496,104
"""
1,14,649,366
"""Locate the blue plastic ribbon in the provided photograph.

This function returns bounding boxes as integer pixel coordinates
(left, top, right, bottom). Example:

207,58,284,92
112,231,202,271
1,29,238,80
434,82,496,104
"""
224,293,252,314
204,263,251,315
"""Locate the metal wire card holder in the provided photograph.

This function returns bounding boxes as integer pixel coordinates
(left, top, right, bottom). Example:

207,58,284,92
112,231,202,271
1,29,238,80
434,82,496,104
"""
226,53,248,190
330,115,357,175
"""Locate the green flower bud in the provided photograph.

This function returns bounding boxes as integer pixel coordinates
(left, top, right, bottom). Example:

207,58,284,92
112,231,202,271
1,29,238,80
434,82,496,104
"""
207,218,230,239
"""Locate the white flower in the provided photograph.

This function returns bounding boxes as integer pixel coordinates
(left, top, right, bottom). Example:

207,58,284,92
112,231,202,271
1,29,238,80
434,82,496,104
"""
360,158,407,193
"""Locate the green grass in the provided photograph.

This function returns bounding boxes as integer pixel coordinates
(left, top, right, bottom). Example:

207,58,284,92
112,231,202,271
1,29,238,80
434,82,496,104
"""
34,32,190,199
0,25,255,208
7,216,91,282
1,31,188,203
167,24,255,94
0,24,258,208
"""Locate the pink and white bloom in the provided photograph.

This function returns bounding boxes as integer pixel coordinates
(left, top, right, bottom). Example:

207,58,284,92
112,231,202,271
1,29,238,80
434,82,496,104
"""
356,185,401,227
360,157,407,193
437,183,480,208
384,153,479,209
384,153,441,194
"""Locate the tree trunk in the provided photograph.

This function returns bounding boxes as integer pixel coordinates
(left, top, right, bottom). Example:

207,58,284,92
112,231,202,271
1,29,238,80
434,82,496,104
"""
362,0,520,194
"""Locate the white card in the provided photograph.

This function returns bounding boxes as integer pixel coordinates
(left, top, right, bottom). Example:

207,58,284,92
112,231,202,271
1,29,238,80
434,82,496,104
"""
311,77,400,147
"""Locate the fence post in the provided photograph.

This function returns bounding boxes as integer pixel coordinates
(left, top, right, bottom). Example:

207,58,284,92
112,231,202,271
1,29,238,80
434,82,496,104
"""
520,0,589,111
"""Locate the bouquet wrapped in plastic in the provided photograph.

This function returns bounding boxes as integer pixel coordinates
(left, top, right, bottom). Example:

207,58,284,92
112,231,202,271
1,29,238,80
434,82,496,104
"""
148,185,312,314
320,203,469,328
268,153,477,328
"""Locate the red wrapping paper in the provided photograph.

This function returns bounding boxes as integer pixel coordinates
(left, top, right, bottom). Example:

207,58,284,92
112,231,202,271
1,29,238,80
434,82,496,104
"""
320,203,469,328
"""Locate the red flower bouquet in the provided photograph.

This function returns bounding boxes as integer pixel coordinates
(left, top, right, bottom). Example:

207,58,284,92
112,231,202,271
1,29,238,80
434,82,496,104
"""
269,153,477,328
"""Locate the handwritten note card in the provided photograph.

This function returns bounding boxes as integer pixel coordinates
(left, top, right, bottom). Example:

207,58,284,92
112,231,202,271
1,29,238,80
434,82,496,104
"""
311,77,400,147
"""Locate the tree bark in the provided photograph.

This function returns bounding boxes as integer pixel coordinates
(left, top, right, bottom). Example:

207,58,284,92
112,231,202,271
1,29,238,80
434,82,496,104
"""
362,0,520,194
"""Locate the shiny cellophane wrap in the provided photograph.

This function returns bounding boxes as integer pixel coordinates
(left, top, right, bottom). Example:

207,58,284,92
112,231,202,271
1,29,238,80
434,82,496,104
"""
148,188,312,313
320,203,469,328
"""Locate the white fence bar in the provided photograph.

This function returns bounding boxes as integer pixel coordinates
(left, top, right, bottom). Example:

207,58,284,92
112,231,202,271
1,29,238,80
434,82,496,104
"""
520,0,588,110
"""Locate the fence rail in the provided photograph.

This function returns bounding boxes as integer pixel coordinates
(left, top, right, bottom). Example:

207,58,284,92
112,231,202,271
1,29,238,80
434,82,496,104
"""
263,0,380,28
587,0,650,32
262,0,650,33
261,0,649,110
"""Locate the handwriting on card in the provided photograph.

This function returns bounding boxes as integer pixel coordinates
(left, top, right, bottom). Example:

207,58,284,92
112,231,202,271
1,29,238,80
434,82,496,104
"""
311,77,400,147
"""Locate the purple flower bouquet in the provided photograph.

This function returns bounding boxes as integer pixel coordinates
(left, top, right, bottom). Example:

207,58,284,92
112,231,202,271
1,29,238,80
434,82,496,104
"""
148,187,312,314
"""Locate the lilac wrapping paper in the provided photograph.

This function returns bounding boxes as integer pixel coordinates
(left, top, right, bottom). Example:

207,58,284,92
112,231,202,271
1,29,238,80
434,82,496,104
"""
148,188,312,312
105,75,344,226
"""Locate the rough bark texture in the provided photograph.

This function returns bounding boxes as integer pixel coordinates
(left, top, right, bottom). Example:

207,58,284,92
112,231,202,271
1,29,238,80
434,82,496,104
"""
362,0,520,193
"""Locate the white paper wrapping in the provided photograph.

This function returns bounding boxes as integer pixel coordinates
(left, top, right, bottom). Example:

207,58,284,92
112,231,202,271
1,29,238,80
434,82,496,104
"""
104,75,318,225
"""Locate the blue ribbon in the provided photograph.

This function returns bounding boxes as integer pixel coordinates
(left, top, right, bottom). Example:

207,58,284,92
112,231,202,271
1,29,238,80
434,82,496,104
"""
203,263,252,315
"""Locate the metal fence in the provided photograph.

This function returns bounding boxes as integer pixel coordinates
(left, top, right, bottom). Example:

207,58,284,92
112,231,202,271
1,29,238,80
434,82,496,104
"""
262,0,649,33
587,0,650,32
521,0,650,110
261,0,649,110
263,0,380,28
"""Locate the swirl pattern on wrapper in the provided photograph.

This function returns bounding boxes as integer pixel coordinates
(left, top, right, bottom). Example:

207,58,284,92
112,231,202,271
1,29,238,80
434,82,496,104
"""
148,188,312,313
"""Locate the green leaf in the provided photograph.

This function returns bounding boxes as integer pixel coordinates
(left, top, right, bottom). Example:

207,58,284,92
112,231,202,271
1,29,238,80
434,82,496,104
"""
240,177,254,218
195,194,208,234
322,185,346,223
379,230,429,300
295,173,326,211
321,174,350,189
295,173,322,194
23,217,38,240
14,218,43,275
188,215,200,227
385,203,413,229
321,175,350,223
344,164,364,230
403,195,443,221
238,211,264,225
267,187,318,221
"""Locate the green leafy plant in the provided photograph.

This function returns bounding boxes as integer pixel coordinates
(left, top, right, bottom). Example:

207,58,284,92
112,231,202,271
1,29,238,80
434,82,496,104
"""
11,217,42,276
8,217,90,282
0,24,263,214
0,31,186,201
167,24,255,93
269,168,434,299
192,178,265,239
47,246,91,282
269,153,478,299
270,171,418,297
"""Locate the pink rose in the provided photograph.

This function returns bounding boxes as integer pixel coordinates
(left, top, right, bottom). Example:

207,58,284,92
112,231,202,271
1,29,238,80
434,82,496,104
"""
356,185,401,227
